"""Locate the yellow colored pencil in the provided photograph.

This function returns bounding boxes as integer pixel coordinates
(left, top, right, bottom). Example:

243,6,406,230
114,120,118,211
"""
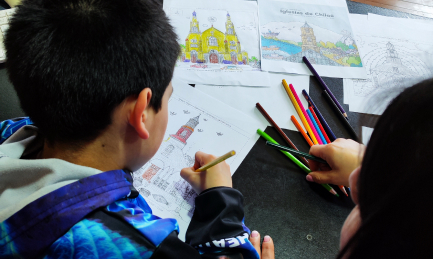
195,150,236,172
282,79,319,145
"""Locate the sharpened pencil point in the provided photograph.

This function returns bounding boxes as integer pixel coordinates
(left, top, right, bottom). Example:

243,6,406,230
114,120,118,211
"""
339,186,349,197
330,188,339,197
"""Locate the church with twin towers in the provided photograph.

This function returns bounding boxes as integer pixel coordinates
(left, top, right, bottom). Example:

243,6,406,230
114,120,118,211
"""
181,11,249,65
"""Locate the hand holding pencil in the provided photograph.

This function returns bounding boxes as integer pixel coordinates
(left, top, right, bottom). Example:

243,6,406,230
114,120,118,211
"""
180,151,234,193
307,139,365,187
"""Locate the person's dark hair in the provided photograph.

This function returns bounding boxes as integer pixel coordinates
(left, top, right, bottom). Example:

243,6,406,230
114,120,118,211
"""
5,0,180,144
338,78,433,258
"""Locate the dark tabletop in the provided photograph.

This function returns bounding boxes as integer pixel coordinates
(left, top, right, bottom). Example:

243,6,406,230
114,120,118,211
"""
0,1,430,258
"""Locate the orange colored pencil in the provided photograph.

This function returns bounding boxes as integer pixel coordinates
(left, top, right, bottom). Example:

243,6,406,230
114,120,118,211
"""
282,79,319,145
291,116,313,147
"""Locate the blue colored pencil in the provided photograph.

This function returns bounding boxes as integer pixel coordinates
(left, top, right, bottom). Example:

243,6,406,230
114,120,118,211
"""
307,109,327,144
302,90,337,142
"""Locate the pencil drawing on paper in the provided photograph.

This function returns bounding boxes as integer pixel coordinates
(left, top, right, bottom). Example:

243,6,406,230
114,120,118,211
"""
351,41,431,97
134,114,201,218
132,93,253,227
261,21,362,68
181,11,249,65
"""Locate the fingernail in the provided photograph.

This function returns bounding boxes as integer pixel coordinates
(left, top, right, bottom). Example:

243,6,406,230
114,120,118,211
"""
251,230,259,238
263,235,271,242
306,175,314,182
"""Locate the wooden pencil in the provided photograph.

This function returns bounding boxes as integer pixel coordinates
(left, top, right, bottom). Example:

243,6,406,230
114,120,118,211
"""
288,83,323,145
282,79,319,145
308,107,331,144
302,56,349,120
255,102,310,166
302,90,337,142
195,150,236,172
290,116,313,147
257,129,339,197
323,90,360,142
307,109,327,144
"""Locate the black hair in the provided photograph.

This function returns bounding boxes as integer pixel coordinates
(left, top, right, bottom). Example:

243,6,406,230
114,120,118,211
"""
5,0,180,144
338,78,433,258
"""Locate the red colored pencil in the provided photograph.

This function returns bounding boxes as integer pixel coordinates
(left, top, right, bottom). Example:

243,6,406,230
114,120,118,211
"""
308,107,331,144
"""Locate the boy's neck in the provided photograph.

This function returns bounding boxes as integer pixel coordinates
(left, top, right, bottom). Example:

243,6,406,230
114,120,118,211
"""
39,138,125,172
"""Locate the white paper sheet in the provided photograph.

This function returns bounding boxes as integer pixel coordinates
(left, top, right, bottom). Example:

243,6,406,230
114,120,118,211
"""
343,14,433,115
195,73,310,132
164,0,270,87
132,79,262,240
362,126,374,145
258,0,367,79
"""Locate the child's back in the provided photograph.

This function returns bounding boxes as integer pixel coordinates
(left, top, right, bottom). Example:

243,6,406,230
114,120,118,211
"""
0,0,263,258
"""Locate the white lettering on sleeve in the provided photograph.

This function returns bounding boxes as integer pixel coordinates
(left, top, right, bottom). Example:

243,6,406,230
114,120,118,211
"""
236,233,249,244
212,239,225,248
226,237,240,247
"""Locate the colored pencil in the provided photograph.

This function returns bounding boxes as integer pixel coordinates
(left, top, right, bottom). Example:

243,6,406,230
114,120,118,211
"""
302,56,349,120
323,90,360,142
195,150,236,172
288,84,323,145
291,116,313,147
282,79,319,145
257,129,339,197
266,141,327,163
309,107,331,144
302,90,337,142
256,102,310,166
306,110,348,196
307,109,327,144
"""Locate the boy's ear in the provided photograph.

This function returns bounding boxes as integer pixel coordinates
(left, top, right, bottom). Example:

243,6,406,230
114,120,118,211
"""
129,88,153,139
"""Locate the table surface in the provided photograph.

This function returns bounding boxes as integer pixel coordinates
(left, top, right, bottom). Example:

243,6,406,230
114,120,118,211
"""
0,1,430,258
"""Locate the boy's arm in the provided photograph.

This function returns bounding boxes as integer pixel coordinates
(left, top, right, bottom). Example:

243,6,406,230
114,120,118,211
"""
180,152,260,259
186,187,259,259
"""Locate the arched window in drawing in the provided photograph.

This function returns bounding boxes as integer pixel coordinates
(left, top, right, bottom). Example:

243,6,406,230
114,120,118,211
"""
162,144,174,157
228,26,233,35
208,36,218,46
180,130,188,137
190,50,198,63
209,49,218,63
231,51,237,64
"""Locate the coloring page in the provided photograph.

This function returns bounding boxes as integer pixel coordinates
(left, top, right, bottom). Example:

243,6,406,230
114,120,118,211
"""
258,0,367,79
195,73,310,132
164,0,270,87
343,14,433,115
132,79,262,241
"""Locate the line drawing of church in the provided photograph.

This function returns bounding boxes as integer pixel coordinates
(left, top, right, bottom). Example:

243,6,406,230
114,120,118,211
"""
181,11,249,65
134,115,201,218
370,42,416,89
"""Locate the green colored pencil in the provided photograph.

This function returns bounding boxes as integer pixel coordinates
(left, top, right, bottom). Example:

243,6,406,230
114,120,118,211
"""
257,129,339,197
265,141,327,164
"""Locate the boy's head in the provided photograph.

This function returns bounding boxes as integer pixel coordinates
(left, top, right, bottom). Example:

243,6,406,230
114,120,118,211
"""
5,0,180,147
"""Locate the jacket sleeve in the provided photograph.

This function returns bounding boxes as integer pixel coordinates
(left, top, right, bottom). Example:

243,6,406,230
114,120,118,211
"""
185,187,260,259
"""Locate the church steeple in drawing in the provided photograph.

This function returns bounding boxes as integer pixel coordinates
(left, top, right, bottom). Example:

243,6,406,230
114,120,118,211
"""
170,115,200,144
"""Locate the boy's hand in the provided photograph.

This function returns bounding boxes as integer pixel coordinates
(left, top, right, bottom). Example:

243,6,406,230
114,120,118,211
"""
307,139,365,186
250,230,275,259
180,151,232,193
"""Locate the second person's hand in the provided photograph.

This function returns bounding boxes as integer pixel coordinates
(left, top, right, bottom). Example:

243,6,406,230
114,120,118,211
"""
307,138,365,186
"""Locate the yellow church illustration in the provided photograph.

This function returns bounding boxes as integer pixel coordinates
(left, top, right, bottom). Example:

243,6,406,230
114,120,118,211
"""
181,11,249,65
